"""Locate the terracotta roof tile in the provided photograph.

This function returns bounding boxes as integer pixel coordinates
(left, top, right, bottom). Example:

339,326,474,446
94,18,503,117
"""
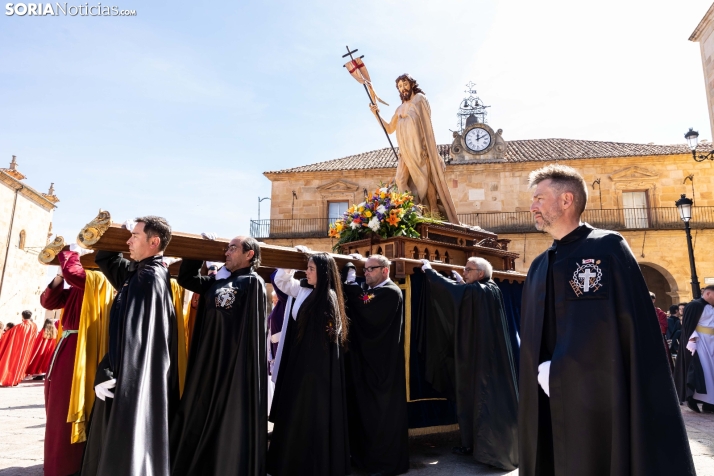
265,139,707,174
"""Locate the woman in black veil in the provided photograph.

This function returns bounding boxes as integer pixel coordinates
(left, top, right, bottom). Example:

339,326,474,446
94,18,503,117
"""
267,252,351,476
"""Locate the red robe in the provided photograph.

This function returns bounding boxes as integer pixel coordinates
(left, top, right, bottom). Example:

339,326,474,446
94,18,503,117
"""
26,333,58,375
40,251,86,476
0,318,38,386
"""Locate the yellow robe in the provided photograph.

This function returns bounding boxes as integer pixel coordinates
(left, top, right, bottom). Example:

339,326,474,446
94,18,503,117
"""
67,270,113,444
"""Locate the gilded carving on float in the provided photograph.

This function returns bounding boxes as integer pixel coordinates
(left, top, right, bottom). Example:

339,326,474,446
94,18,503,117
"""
77,209,112,249
38,235,66,264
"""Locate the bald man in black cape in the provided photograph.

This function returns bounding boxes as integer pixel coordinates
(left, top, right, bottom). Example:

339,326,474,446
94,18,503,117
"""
170,236,267,476
342,255,409,476
419,257,519,471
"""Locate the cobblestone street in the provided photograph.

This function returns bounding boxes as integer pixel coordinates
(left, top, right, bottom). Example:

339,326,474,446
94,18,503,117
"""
1,380,712,475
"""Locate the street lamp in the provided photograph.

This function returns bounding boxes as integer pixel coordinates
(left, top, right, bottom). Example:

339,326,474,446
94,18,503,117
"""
675,193,701,299
684,128,714,161
258,196,271,222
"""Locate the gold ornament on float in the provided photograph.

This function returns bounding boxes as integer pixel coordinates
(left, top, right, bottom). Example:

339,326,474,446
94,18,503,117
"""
77,210,112,249
38,235,66,265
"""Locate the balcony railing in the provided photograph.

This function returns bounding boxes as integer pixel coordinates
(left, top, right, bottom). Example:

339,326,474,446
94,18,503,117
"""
250,207,714,239
458,207,714,234
250,218,333,239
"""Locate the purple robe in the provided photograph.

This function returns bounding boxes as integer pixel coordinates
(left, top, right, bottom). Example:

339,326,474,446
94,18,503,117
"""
268,270,287,362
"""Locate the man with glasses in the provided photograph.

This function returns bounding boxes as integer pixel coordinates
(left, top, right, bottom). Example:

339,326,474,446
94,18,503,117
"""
169,236,267,476
419,256,518,471
342,254,409,476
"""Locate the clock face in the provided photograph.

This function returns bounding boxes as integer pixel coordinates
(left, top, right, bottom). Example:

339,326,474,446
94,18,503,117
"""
464,127,492,153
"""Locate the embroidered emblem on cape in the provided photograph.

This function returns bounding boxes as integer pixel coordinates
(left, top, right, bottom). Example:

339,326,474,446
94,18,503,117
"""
569,259,603,297
360,292,375,304
215,287,237,309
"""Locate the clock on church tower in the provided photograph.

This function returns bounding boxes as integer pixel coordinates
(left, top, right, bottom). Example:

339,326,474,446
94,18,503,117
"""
449,82,507,163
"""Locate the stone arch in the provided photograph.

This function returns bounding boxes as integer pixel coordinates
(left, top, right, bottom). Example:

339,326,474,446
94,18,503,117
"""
639,261,678,307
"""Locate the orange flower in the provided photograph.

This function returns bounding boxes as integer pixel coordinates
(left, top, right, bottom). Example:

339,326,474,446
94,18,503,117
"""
386,213,400,226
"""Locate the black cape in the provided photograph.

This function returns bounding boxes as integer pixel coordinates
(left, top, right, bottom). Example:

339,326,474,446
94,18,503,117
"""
169,261,267,476
267,283,350,476
674,298,708,402
343,278,409,475
666,315,682,354
519,224,695,476
423,270,519,471
82,252,179,476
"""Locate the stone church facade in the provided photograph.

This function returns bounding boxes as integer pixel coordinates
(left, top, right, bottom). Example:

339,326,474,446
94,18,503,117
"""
256,140,714,310
0,156,58,324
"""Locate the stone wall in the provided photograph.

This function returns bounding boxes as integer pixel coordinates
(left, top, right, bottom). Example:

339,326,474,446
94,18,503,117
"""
692,3,714,143
0,180,54,325
266,153,714,219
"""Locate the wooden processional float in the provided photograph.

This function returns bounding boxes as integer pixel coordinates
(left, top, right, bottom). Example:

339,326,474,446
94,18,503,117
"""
39,210,526,284
38,209,526,435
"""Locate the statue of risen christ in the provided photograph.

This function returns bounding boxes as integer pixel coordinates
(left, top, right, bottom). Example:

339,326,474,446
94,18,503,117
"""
370,74,459,224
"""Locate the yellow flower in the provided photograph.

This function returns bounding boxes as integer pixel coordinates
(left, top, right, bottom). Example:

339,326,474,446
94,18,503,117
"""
364,210,372,218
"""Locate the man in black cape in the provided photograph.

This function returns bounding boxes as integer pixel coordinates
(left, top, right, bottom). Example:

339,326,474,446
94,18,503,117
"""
419,257,519,471
674,285,714,413
342,255,409,476
81,216,180,476
666,304,682,356
169,235,267,475
521,164,694,476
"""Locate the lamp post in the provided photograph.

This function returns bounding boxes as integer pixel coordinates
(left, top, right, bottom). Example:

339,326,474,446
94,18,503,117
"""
258,197,271,222
675,193,701,299
685,127,714,161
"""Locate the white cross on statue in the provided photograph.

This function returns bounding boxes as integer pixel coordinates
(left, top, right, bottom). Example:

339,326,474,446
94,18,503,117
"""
579,268,596,292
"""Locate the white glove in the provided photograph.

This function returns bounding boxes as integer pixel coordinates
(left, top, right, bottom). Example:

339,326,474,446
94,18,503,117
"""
123,220,136,232
420,259,432,271
94,378,116,401
687,340,697,356
538,361,551,397
215,266,232,280
69,243,94,256
349,253,363,260
452,270,464,283
162,257,181,266
201,232,217,240
347,268,356,283
295,245,311,253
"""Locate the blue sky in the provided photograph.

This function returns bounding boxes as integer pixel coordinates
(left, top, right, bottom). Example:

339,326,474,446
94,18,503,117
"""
1,0,712,242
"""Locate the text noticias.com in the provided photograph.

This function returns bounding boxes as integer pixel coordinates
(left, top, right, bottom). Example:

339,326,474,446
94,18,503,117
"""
5,3,136,16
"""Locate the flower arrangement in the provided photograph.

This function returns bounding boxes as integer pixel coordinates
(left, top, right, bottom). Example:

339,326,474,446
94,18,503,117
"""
328,184,423,250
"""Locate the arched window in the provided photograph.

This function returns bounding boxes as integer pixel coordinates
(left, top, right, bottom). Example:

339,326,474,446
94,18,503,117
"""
412,246,419,259
18,230,26,250
444,251,450,264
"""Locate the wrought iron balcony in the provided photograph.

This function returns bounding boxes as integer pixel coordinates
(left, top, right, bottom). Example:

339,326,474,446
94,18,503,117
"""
458,207,714,234
250,207,714,239
250,218,334,239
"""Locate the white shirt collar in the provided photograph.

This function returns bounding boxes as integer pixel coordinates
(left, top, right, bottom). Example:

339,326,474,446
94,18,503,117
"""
368,278,392,290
